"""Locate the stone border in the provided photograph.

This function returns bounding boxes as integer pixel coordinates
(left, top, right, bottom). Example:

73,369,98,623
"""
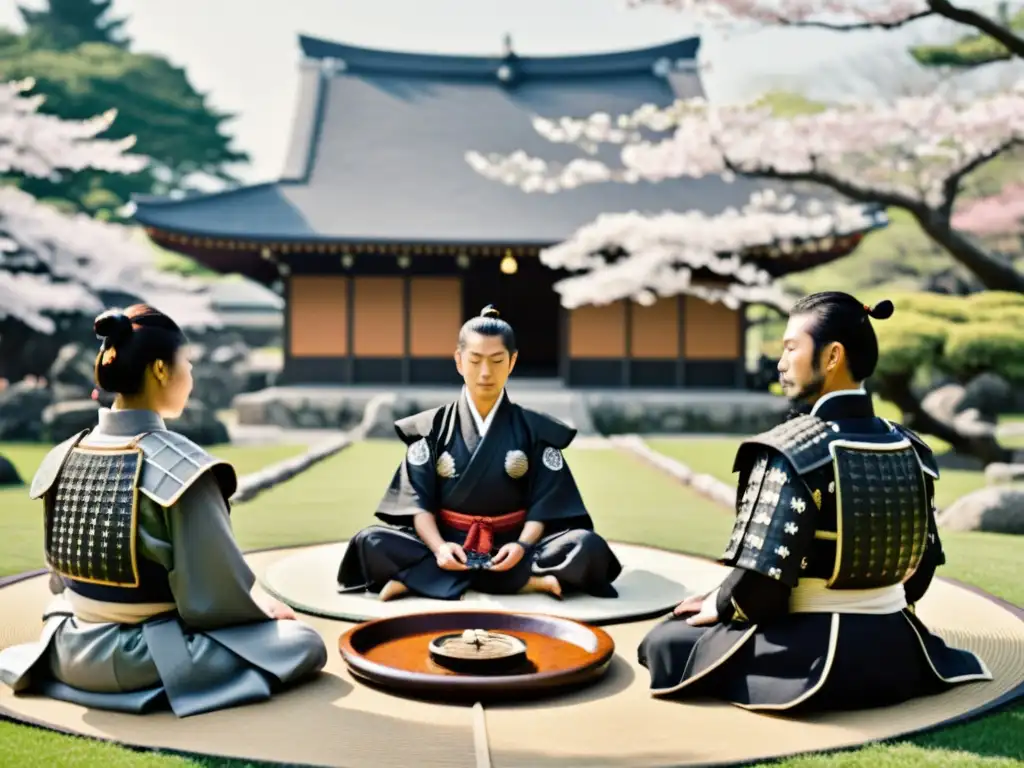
610,434,736,510
231,393,396,504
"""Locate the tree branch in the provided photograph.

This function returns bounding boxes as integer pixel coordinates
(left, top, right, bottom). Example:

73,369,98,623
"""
939,138,1021,220
720,156,928,218
771,9,933,31
928,0,1024,60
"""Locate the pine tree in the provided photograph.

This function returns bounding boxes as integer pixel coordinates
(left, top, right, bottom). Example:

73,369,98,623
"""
19,0,129,51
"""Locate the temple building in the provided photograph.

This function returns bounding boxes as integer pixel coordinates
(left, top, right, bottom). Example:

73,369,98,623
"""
133,34,879,389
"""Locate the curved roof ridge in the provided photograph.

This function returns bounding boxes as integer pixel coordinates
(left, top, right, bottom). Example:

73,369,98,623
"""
133,181,282,209
298,34,700,79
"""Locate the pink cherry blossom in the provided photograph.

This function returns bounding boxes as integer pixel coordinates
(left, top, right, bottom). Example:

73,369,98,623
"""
952,184,1024,236
0,78,147,178
467,85,1024,211
539,188,875,310
631,0,1022,54
1,79,220,335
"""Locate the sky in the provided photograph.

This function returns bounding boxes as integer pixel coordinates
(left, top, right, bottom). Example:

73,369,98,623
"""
0,0,985,184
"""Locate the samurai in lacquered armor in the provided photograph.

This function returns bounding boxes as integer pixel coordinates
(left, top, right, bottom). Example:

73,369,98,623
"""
337,305,622,602
639,292,991,712
0,305,327,717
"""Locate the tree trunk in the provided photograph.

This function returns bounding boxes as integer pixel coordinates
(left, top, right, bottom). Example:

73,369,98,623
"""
914,213,1024,293
875,375,1013,465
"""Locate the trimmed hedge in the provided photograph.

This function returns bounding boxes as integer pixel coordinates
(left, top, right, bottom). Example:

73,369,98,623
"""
878,292,1024,381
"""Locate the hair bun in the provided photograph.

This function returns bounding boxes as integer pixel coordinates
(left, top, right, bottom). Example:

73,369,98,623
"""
868,300,894,321
480,305,501,319
93,309,133,343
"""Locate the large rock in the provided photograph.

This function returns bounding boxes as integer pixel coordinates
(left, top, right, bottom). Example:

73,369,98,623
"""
42,399,100,443
47,343,96,402
585,392,788,435
985,463,1024,486
166,402,230,446
937,486,1024,535
234,387,369,430
190,338,252,411
0,454,22,487
921,383,967,422
960,373,1015,421
0,380,53,441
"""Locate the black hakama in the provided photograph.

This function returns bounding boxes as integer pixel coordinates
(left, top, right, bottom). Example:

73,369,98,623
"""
338,392,621,600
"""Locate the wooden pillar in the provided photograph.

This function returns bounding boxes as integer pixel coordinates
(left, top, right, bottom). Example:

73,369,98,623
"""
622,301,632,387
736,303,749,389
346,276,355,383
676,294,687,388
402,275,411,384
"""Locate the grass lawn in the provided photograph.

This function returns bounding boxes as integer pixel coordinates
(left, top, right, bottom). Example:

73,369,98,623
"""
0,439,1020,767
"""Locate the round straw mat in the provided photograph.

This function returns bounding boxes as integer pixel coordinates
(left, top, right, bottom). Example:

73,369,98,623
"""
0,545,1019,768
260,541,717,624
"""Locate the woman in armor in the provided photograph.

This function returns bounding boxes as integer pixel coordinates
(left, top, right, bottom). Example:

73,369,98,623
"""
0,304,327,717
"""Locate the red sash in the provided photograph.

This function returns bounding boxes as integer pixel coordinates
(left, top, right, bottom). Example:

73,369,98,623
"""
437,508,527,554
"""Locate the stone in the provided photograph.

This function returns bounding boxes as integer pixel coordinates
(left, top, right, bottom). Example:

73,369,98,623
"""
46,343,96,401
937,486,1024,535
42,399,100,443
984,463,1024,486
921,383,966,422
0,380,53,441
960,373,1015,421
0,454,22,487
166,401,231,446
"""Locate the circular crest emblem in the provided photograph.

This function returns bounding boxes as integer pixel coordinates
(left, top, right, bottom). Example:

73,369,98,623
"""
504,449,529,479
407,438,430,467
541,446,563,472
436,451,457,479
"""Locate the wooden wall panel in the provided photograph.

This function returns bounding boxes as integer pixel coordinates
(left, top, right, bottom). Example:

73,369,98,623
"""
568,302,626,358
352,277,404,357
288,276,348,357
409,277,462,357
630,298,680,359
683,296,740,359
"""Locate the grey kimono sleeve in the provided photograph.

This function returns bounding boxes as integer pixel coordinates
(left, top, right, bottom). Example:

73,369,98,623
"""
374,438,439,526
164,472,271,630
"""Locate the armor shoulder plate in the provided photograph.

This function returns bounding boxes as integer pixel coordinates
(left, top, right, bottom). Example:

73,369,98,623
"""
29,429,90,500
827,437,930,590
733,414,836,477
519,406,577,450
393,406,445,446
883,420,939,479
720,448,818,587
136,430,237,507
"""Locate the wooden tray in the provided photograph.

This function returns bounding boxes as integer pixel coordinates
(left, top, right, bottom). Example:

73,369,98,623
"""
338,610,616,702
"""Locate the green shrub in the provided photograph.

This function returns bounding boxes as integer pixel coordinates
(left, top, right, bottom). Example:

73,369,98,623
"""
875,310,948,379
877,292,1024,385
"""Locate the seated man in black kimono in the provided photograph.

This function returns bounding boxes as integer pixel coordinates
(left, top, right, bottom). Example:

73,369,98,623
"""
638,291,991,713
337,305,622,601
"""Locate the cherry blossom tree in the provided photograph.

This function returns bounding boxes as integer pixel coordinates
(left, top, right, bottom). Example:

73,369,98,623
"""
634,0,1024,58
468,81,1024,294
534,188,881,312
466,1,1024,295
1,77,219,381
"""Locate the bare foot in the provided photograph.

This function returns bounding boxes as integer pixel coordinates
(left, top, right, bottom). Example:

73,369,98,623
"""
523,575,562,599
379,580,409,601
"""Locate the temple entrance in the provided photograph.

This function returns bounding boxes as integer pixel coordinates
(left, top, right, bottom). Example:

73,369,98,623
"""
461,256,561,378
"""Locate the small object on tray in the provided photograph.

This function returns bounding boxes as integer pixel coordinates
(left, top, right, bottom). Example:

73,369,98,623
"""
429,628,528,674
338,610,615,702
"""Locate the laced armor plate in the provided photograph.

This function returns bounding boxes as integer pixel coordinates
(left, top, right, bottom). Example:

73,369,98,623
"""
721,451,817,587
44,446,143,588
826,439,930,590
